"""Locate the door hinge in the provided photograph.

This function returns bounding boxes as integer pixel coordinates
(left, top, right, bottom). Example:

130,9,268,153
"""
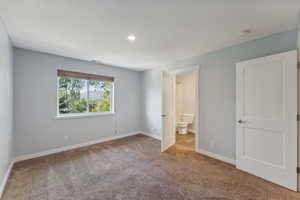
297,114,300,121
297,167,300,174
298,62,300,69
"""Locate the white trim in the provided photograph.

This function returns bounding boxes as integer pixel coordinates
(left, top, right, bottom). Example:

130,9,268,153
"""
0,161,14,199
110,82,115,113
54,112,115,120
87,79,90,112
197,149,236,165
14,131,140,162
194,68,200,152
141,131,161,141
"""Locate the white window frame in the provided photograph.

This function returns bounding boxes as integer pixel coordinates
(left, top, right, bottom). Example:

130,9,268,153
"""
55,76,115,119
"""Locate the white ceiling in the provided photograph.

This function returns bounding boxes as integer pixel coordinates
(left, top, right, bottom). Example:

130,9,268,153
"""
0,0,299,71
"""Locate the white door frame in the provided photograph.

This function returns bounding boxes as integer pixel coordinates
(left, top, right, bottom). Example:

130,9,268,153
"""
161,65,200,152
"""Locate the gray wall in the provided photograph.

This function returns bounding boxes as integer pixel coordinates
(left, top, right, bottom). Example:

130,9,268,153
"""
141,29,298,160
0,20,13,188
140,69,162,139
298,12,300,49
14,48,141,156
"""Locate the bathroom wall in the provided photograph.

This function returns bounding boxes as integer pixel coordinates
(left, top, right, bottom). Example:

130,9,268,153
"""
176,83,183,122
176,72,196,131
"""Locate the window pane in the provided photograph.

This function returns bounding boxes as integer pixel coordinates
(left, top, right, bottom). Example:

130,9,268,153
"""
58,77,87,114
88,80,112,112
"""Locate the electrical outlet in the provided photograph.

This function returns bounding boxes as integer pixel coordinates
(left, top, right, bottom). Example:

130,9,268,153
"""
115,130,118,135
64,136,69,140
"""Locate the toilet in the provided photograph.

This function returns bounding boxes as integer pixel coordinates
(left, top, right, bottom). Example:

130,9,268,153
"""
176,114,194,135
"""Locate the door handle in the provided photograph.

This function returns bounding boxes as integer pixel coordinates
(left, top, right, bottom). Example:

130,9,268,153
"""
161,115,167,117
238,120,246,124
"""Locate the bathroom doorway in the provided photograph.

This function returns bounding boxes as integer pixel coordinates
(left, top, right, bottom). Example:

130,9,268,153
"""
175,72,196,151
161,65,199,152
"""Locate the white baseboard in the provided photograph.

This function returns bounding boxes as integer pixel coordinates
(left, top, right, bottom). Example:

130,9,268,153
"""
140,131,161,141
197,149,236,165
14,131,141,162
0,161,14,199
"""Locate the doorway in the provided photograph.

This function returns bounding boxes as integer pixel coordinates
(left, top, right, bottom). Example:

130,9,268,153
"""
161,66,199,152
175,72,196,151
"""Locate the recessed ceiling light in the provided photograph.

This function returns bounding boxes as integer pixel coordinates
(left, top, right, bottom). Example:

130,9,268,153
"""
127,35,136,42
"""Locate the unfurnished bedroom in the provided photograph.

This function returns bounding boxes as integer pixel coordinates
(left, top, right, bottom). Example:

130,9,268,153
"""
1,1,300,199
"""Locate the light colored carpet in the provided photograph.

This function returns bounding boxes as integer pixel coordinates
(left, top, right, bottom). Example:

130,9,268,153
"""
2,134,300,200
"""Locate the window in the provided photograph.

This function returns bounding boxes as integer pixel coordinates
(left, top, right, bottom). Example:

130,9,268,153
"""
57,70,114,116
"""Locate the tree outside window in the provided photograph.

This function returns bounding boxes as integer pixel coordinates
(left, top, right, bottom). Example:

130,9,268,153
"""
58,74,113,115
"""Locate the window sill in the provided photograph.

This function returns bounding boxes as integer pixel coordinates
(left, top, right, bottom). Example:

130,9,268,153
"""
54,112,115,120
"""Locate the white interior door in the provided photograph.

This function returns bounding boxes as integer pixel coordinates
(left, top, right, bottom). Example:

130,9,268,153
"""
161,72,176,152
236,50,297,191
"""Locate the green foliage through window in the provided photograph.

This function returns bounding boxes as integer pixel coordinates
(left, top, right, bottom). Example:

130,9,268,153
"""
58,77,113,114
